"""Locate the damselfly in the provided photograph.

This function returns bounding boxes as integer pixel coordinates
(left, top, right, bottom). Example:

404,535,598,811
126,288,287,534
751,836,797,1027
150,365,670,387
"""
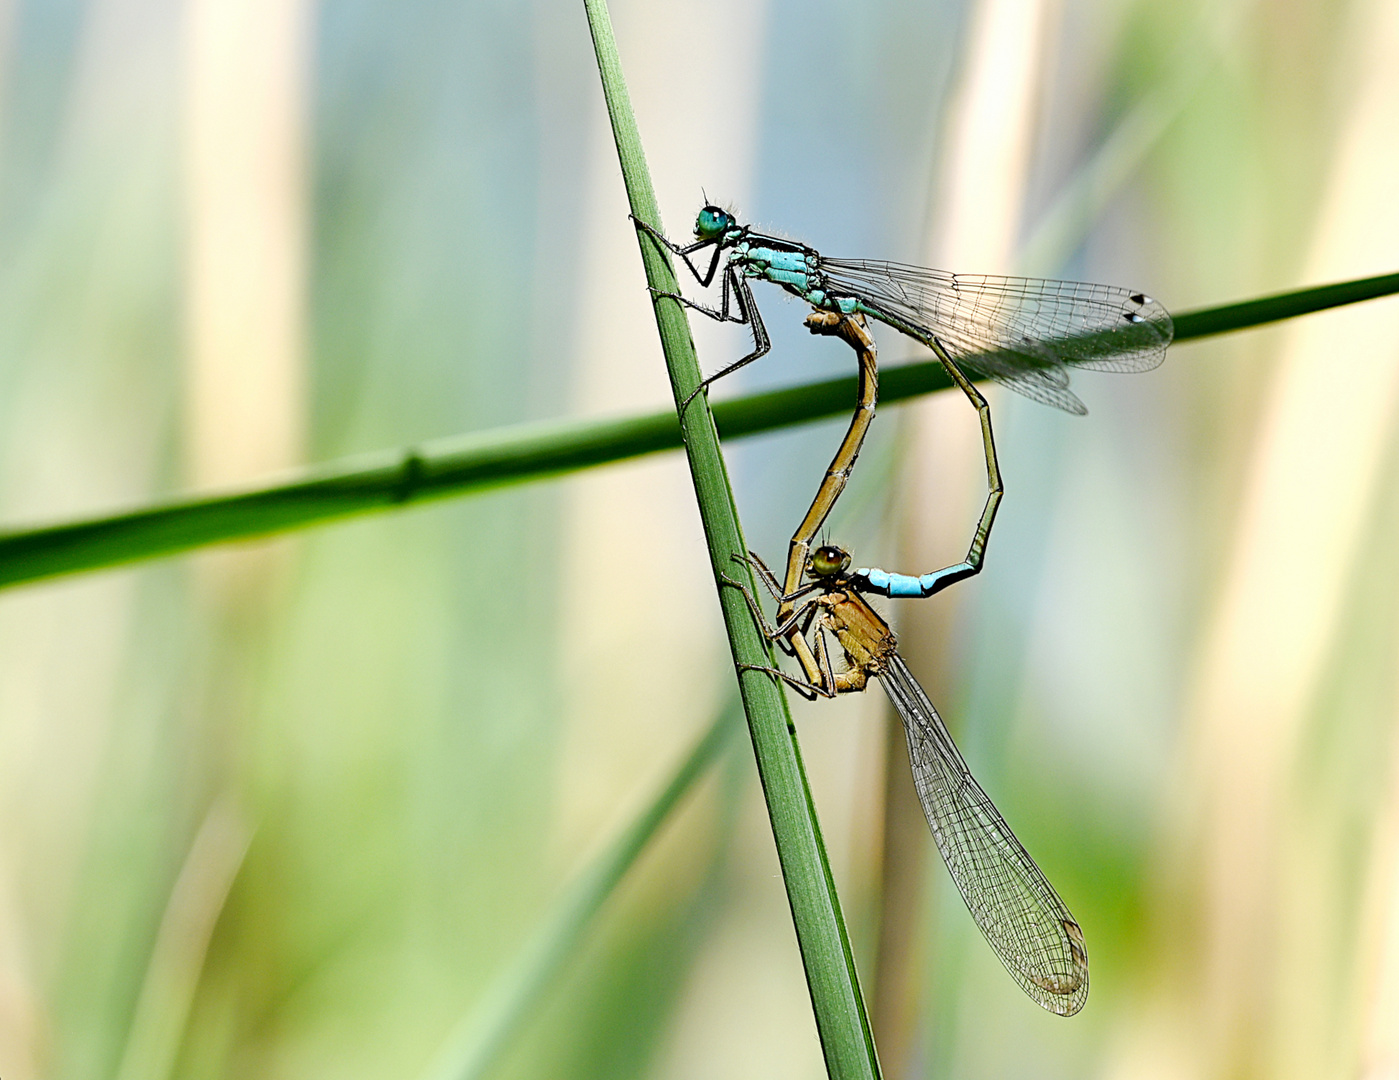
635,205,1172,416
636,206,1172,594
727,544,1090,1016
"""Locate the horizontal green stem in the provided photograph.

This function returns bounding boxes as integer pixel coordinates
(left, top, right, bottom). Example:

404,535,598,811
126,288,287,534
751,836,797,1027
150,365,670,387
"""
1,269,1396,591
1170,269,1399,338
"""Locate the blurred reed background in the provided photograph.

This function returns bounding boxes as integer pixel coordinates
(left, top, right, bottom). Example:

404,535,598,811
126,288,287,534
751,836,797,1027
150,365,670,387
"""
0,0,1397,1078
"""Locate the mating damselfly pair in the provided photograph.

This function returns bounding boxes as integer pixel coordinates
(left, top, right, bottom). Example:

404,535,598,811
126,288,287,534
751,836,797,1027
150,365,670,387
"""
638,206,1172,1016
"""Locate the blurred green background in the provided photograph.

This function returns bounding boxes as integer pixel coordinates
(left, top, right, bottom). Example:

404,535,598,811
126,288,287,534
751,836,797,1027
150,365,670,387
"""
2,0,1399,1077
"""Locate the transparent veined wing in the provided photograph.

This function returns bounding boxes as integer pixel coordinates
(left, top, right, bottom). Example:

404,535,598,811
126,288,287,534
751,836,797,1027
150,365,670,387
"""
820,258,1173,415
879,652,1090,1015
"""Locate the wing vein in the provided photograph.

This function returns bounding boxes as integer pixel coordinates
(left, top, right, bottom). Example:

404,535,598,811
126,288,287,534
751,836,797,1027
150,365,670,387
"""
879,652,1089,1015
819,258,1173,414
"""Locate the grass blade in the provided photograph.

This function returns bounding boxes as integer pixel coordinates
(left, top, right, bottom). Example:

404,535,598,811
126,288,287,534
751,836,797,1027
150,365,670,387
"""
112,800,252,1080
1171,270,1399,338
582,1,880,1075
419,703,740,1080
1,271,1395,591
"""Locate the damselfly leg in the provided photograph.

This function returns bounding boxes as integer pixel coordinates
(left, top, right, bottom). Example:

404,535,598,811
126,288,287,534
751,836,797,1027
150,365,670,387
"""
634,215,771,407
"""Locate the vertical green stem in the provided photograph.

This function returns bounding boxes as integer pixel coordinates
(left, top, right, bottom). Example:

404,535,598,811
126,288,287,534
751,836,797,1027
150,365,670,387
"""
581,3,880,1076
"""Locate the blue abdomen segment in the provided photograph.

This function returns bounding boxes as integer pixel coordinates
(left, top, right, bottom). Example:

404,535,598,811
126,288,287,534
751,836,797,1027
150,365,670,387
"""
733,243,866,316
853,565,970,598
856,568,925,597
766,267,812,289
743,245,818,295
758,248,811,273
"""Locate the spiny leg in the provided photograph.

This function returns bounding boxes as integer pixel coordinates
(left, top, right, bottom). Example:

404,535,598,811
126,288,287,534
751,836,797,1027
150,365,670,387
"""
719,562,822,642
736,550,822,607
787,609,848,698
738,660,827,701
720,553,838,689
631,216,773,411
738,621,839,700
743,548,784,598
730,554,842,693
721,584,830,698
693,270,770,379
728,558,815,662
679,270,772,410
631,216,724,285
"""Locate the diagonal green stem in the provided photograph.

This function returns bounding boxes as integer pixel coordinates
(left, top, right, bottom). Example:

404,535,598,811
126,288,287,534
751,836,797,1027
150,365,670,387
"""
582,2,880,1076
0,267,1395,592
419,702,741,1080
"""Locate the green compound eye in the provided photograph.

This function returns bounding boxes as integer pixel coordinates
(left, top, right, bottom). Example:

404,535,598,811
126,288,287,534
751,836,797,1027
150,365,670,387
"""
807,545,851,578
694,205,732,240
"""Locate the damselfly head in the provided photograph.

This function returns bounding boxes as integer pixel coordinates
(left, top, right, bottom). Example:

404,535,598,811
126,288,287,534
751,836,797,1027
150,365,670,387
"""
807,545,851,579
694,204,735,241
